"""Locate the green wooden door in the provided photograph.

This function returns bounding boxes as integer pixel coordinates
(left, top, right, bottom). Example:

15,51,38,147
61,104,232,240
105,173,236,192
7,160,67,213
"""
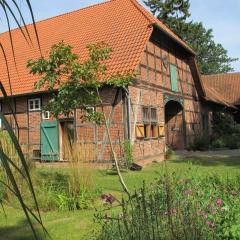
40,121,59,161
170,64,178,92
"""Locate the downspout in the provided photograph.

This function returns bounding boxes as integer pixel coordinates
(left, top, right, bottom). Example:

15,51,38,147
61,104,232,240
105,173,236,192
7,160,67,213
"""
126,87,131,141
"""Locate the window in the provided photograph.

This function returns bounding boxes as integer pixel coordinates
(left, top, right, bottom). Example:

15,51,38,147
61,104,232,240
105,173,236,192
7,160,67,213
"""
141,106,158,139
28,98,41,111
42,111,50,120
170,64,178,92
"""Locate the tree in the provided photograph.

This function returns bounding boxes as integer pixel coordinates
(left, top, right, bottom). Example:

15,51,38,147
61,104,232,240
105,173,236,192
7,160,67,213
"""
144,0,190,31
144,0,238,74
27,41,134,196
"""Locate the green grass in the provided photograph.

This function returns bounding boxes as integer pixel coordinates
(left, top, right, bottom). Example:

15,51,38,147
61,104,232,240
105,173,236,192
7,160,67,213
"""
1,155,240,240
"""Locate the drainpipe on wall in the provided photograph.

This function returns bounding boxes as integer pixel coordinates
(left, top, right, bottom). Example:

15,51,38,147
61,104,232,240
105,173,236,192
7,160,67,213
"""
124,87,132,141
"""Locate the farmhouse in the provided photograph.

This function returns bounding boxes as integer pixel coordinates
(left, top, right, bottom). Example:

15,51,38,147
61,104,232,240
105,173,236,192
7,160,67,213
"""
0,0,231,162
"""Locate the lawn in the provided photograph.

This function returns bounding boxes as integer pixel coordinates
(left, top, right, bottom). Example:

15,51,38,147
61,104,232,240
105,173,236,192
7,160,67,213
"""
1,155,240,240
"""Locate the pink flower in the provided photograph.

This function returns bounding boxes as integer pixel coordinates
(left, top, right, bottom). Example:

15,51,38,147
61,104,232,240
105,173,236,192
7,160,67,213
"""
203,213,208,219
206,221,215,228
216,198,222,206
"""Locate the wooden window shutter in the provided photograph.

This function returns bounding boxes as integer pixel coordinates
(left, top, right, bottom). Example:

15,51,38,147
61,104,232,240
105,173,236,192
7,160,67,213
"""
136,124,144,138
170,64,178,92
158,123,165,137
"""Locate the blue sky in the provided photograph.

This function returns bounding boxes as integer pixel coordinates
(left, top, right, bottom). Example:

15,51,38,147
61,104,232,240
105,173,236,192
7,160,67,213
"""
1,0,239,71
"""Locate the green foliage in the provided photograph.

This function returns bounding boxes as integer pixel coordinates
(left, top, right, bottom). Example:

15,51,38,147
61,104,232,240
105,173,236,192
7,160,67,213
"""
144,0,190,26
144,0,238,74
211,138,226,149
27,41,134,122
211,112,240,150
190,133,210,151
96,170,240,240
3,170,96,212
122,140,134,169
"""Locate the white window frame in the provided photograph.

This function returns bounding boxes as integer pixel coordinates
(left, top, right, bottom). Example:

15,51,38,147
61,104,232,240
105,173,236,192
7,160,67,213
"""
42,110,50,120
28,98,41,111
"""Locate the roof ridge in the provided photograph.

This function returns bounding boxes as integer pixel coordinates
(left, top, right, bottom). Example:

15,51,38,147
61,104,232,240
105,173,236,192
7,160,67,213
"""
128,0,155,24
0,0,111,36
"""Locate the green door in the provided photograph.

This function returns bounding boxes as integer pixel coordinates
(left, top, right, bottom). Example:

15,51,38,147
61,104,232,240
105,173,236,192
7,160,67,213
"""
40,121,59,161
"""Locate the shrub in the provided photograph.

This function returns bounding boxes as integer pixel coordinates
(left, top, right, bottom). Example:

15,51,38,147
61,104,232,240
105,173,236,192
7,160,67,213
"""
211,112,240,150
95,171,240,240
211,138,226,149
190,133,210,151
122,140,134,169
223,135,240,150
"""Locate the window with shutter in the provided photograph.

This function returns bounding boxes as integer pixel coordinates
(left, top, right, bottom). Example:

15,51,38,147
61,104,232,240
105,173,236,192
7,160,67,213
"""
138,106,161,139
170,64,178,92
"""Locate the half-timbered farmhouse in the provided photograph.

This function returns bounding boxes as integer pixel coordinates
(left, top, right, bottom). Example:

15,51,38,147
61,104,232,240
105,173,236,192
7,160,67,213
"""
0,0,230,162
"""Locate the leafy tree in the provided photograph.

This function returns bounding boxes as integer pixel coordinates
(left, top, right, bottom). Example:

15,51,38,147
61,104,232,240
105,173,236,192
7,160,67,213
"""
145,0,190,31
144,0,238,74
27,41,134,195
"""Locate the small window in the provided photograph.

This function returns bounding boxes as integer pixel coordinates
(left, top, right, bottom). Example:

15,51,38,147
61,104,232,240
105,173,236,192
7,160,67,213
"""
141,106,159,139
28,98,41,111
170,64,178,92
42,111,50,120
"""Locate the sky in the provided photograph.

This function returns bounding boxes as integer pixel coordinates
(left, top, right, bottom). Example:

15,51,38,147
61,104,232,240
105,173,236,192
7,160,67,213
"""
0,0,239,72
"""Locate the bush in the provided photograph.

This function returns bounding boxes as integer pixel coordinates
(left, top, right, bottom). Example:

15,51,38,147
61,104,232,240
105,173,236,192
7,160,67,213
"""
211,112,240,150
95,171,240,240
122,140,134,169
211,138,226,149
190,133,210,151
223,135,240,150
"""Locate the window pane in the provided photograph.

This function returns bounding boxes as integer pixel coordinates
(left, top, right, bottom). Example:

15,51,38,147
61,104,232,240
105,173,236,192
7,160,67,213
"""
143,107,150,122
29,100,34,110
151,108,157,122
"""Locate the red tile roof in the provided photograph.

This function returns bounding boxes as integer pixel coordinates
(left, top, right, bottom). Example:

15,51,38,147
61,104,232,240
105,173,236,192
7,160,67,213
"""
0,0,194,96
202,73,240,106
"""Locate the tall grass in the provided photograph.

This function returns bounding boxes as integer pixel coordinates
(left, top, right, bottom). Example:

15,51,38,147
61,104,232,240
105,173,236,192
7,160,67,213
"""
0,132,97,212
